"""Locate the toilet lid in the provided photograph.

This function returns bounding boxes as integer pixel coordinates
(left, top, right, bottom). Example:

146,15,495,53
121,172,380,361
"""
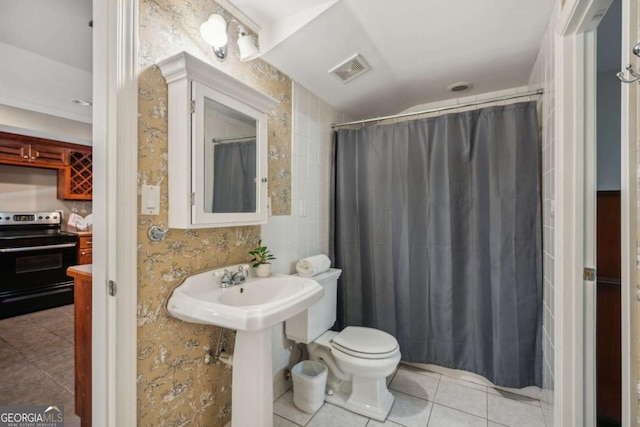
331,326,399,358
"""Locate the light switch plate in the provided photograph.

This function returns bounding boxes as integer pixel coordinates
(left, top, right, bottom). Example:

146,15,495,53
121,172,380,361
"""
142,185,160,215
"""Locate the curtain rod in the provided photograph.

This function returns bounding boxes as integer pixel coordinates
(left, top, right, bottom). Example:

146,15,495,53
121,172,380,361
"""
331,88,544,129
211,135,255,144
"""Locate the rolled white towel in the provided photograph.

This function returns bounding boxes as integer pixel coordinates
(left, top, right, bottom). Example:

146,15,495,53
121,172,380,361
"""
296,254,331,277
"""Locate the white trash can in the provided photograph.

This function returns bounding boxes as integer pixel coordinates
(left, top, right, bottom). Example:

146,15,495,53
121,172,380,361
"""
291,360,328,413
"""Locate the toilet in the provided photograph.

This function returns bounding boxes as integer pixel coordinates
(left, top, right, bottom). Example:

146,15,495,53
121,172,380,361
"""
285,269,401,421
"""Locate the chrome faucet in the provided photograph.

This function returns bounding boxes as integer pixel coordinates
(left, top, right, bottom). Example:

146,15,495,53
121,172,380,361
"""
220,266,247,288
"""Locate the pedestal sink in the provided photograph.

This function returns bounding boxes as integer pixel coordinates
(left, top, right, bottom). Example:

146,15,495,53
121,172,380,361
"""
167,264,323,427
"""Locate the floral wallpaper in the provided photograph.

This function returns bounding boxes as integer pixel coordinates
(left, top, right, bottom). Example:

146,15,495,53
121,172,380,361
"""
137,1,292,425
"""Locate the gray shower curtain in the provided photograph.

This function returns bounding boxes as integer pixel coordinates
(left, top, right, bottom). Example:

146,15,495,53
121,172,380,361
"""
331,102,542,388
212,140,256,213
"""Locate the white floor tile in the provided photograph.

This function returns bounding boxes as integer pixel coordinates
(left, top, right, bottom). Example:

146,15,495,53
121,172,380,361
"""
273,390,315,426
488,394,546,427
274,414,302,427
434,379,487,418
306,403,369,427
487,387,541,406
389,367,439,401
272,365,545,427
437,373,487,392
365,419,404,426
387,391,433,427
427,403,486,427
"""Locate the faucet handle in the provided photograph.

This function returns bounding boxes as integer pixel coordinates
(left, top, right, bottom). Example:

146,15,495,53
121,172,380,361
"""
221,269,233,282
234,266,247,283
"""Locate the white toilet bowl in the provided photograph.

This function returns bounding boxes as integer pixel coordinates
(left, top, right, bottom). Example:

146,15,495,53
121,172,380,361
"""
307,326,400,421
285,269,401,420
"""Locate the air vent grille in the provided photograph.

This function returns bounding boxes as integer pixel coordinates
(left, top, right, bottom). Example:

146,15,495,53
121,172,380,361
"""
329,54,371,84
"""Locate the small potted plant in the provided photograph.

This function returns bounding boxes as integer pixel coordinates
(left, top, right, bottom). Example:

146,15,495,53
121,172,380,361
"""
248,239,276,277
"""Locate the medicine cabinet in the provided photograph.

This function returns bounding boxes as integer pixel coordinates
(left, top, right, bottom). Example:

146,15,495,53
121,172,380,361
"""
157,51,279,228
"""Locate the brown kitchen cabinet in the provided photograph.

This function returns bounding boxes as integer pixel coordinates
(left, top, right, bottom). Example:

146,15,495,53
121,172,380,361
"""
67,265,92,427
0,131,92,200
0,132,68,167
77,233,93,264
58,148,93,200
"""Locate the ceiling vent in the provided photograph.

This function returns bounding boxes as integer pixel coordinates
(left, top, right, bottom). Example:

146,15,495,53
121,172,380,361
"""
329,54,371,84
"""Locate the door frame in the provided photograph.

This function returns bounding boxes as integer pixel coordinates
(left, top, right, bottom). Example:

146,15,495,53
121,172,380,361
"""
557,0,637,425
92,0,138,425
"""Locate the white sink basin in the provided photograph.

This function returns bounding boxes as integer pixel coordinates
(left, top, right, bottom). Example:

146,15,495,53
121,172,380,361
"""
167,265,323,331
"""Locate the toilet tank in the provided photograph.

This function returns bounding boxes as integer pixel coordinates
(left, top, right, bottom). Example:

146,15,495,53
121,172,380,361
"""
285,268,342,343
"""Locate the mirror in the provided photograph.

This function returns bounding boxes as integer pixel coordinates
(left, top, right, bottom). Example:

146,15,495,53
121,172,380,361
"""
157,51,278,229
204,98,257,213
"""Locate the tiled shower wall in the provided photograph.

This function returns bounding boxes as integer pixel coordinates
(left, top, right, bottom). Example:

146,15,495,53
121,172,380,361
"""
261,83,347,274
528,5,557,427
261,82,348,398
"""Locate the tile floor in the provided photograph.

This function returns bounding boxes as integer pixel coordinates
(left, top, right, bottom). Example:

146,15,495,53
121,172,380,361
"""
1,306,547,427
0,305,80,427
273,365,547,427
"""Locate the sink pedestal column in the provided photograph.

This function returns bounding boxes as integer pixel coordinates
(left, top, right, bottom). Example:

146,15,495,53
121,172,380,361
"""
232,328,273,427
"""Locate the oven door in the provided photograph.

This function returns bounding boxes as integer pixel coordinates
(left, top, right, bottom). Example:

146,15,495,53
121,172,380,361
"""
0,242,78,318
0,242,78,290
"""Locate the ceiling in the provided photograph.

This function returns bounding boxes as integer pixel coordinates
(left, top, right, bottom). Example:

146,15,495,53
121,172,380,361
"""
0,0,92,72
0,1,93,123
0,0,556,124
232,0,556,120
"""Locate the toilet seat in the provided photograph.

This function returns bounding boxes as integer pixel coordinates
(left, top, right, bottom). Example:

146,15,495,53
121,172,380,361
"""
331,326,399,360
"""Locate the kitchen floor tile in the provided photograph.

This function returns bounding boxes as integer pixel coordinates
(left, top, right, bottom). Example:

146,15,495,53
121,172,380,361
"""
0,323,71,359
0,338,25,369
33,347,75,393
0,305,77,425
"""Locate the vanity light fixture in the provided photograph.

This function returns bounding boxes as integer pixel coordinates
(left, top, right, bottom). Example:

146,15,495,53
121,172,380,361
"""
200,13,261,62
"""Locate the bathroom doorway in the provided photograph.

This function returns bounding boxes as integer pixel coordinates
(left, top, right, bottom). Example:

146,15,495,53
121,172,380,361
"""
556,0,637,425
592,2,623,425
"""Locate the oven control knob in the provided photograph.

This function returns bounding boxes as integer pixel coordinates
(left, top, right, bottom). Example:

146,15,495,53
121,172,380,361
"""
45,216,50,219
38,216,43,219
